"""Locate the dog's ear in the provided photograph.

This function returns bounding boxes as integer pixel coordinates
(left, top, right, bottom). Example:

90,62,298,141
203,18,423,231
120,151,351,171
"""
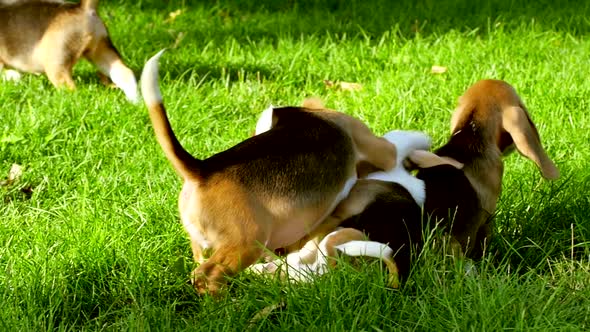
501,105,559,180
450,98,475,134
302,97,325,109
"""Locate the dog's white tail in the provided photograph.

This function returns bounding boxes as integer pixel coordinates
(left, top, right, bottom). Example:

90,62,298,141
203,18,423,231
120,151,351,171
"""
140,50,202,181
334,240,394,259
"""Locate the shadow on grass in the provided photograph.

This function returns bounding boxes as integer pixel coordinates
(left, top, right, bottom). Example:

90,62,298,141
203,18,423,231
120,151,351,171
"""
99,0,590,83
125,0,590,38
162,59,276,84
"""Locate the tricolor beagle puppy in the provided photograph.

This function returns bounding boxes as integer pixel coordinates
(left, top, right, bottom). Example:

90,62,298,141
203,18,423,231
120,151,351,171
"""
249,130,437,287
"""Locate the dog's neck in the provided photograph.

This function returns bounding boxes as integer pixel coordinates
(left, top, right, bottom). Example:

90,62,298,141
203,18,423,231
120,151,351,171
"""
435,128,503,213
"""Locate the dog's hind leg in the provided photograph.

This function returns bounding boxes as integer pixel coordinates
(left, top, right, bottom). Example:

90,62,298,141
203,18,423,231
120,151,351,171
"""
45,61,76,90
192,244,264,295
350,119,397,172
42,44,76,90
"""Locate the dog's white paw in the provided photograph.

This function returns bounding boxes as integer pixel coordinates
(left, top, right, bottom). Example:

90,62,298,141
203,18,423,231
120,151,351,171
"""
2,69,22,82
365,130,429,205
382,130,432,162
249,261,279,274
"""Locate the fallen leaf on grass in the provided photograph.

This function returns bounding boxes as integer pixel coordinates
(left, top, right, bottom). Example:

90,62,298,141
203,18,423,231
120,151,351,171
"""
8,164,22,183
1,163,34,202
164,9,184,23
431,65,447,74
324,80,363,91
0,163,23,187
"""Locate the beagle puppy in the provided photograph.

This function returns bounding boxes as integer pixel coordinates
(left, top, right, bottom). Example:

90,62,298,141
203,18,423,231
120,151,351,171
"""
0,0,138,102
327,79,559,277
411,79,559,258
140,50,402,295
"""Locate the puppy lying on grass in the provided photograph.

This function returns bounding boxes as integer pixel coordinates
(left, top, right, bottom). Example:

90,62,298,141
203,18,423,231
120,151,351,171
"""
0,0,138,102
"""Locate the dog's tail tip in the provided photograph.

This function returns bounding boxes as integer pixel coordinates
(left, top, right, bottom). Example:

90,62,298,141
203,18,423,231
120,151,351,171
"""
140,49,167,106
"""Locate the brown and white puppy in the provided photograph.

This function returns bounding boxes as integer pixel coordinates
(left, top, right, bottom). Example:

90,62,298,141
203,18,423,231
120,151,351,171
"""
411,79,559,258
336,79,559,271
140,50,400,295
0,0,138,101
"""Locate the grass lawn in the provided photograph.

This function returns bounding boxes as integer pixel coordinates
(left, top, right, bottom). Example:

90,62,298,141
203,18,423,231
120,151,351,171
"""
1,0,589,330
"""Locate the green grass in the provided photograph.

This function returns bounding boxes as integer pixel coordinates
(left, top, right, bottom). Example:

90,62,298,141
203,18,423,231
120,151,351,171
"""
1,0,589,330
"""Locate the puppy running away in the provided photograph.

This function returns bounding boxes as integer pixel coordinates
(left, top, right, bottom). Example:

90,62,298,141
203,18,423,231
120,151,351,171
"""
140,50,400,295
0,0,138,102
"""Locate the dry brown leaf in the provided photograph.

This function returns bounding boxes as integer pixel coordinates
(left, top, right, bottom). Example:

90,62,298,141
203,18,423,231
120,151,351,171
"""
339,81,363,91
323,80,363,91
431,65,447,74
323,79,335,87
1,163,23,187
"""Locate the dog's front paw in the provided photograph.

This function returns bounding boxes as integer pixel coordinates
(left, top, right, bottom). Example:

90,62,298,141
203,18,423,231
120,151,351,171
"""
190,267,219,296
249,261,279,274
383,130,432,155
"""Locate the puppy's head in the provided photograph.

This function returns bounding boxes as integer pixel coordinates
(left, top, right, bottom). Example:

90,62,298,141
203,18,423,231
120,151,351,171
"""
451,79,559,180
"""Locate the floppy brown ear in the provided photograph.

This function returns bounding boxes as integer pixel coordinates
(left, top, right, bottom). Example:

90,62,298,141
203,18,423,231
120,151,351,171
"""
408,150,464,169
502,105,559,180
450,100,475,134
